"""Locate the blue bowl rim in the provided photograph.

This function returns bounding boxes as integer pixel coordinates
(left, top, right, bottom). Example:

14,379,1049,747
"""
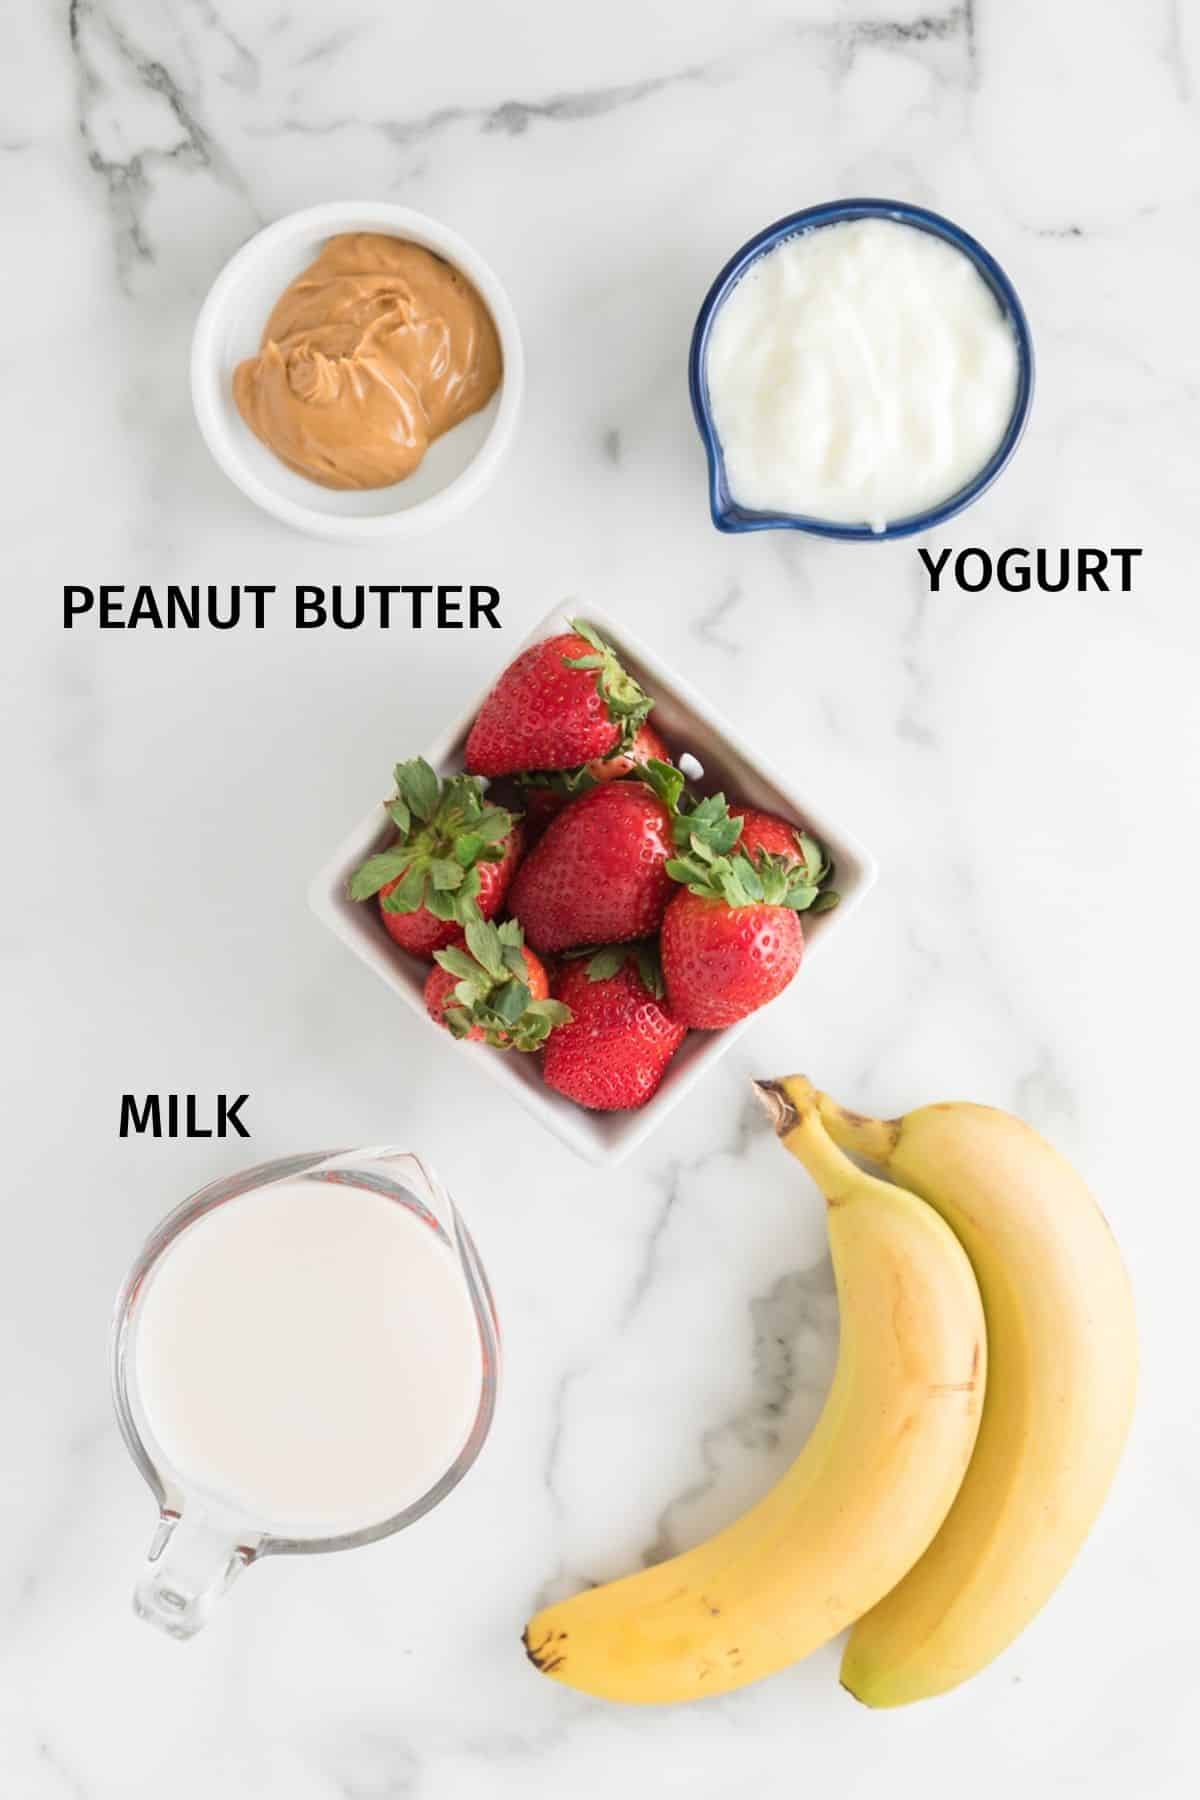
688,197,1035,541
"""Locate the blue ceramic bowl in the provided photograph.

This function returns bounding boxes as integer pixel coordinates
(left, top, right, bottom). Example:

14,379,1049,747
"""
689,198,1035,541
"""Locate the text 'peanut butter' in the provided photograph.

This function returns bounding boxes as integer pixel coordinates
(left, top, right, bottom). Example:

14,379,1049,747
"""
233,233,502,490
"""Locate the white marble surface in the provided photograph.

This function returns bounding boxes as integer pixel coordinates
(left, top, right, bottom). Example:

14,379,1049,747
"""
4,1,1198,1794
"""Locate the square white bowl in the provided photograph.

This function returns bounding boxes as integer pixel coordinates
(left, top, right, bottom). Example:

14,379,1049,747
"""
309,606,878,1164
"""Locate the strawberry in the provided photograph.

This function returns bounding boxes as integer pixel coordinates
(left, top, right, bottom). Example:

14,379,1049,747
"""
661,885,805,1029
586,720,671,786
660,798,838,1028
507,769,679,953
348,758,521,959
516,721,671,840
542,945,687,1111
465,619,652,777
425,919,570,1049
730,806,810,866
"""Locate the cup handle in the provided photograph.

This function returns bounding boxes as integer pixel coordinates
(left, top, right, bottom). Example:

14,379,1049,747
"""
133,1511,251,1639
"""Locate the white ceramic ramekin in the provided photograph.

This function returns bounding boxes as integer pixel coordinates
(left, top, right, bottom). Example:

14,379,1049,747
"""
191,202,523,541
309,607,878,1165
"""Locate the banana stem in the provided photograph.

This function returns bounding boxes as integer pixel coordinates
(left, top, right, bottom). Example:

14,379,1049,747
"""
816,1093,900,1166
754,1077,868,1204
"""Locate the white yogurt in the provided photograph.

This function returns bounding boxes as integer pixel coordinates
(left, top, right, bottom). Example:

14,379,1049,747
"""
133,1178,484,1536
705,218,1020,532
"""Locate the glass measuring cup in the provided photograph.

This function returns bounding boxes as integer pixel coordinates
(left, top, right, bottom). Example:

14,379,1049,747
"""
111,1148,499,1639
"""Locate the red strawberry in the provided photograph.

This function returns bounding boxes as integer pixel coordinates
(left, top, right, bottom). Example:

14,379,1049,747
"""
425,920,569,1049
507,778,676,953
587,720,671,785
661,885,805,1028
730,806,810,866
542,946,686,1111
661,798,837,1028
348,758,521,960
517,721,671,841
465,619,652,777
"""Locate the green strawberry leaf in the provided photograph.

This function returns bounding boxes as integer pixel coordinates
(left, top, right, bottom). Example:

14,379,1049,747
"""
682,836,718,867
516,762,609,806
452,832,485,867
810,888,841,913
434,946,483,984
633,941,665,1000
395,758,441,823
565,618,653,750
794,832,826,883
529,999,572,1027
443,1006,477,1039
475,807,517,845
491,979,532,1025
379,861,428,914
424,885,458,921
350,760,515,917
639,758,686,813
464,917,507,979
665,837,836,914
564,621,610,663
674,791,743,857
738,862,765,904
430,913,572,1051
580,941,666,1000
348,847,414,901
499,996,574,1052
586,946,626,982
438,772,476,809
665,854,707,887
430,858,465,891
447,870,484,925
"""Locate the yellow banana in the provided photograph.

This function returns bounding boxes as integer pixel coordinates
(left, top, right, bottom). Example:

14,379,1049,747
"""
820,1093,1137,1708
522,1076,985,1704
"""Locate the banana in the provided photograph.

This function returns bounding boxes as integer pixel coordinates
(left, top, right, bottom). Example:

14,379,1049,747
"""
820,1092,1137,1709
522,1076,985,1704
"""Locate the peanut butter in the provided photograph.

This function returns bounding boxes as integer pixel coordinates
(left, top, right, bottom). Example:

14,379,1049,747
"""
233,233,502,490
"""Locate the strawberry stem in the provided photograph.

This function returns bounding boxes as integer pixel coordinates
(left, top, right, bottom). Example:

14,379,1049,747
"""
349,758,515,926
434,920,572,1050
654,784,840,914
564,941,667,1000
563,619,653,752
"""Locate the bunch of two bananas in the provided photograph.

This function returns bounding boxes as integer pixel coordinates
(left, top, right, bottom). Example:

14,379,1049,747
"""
523,1076,1136,1708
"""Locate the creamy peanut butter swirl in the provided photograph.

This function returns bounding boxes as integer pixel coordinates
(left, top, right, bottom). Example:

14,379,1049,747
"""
233,233,502,490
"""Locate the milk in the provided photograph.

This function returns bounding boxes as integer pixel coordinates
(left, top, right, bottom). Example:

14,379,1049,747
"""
133,1177,485,1537
705,218,1020,532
